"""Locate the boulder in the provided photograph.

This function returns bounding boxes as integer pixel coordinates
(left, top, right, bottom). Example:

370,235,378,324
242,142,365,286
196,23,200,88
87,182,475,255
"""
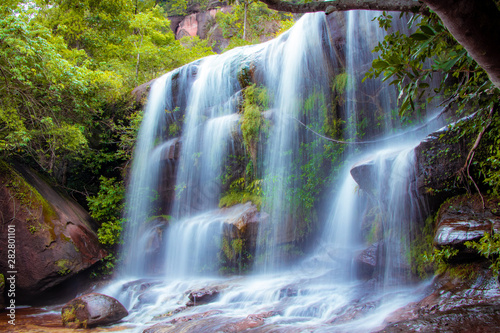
221,202,266,253
0,161,106,301
186,285,225,306
434,194,500,254
61,293,128,328
354,242,380,279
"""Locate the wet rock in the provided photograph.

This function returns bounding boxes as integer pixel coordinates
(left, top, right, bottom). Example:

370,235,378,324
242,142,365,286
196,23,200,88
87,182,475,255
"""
220,311,278,332
434,195,500,257
186,285,225,306
354,242,380,279
413,116,477,208
378,265,500,332
0,162,106,302
221,202,267,253
131,79,154,105
279,286,299,299
144,310,223,333
61,293,128,328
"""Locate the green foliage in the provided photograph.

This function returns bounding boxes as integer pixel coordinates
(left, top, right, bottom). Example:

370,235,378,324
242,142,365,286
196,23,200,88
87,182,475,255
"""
367,11,500,196
219,177,262,209
465,232,500,275
332,72,351,94
423,246,459,275
90,253,117,278
0,2,121,172
161,0,188,16
219,237,252,274
216,1,291,50
410,215,436,278
240,84,264,162
0,160,56,225
87,176,125,246
365,12,497,122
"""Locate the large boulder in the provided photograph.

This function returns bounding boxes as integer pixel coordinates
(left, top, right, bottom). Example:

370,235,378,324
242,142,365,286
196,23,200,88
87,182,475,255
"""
61,293,128,328
0,161,106,301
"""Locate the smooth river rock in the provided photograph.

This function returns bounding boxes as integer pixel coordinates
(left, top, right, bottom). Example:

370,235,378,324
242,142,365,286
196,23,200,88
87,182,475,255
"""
61,293,128,328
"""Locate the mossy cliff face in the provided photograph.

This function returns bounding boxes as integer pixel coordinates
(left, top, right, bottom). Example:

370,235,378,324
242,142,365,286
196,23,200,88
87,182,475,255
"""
0,160,106,302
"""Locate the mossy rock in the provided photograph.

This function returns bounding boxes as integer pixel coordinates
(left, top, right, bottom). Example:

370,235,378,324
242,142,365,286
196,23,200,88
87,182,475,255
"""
61,293,128,328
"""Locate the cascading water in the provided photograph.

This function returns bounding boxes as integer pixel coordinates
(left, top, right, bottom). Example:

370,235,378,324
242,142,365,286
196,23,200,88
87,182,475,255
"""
99,10,446,333
257,13,336,272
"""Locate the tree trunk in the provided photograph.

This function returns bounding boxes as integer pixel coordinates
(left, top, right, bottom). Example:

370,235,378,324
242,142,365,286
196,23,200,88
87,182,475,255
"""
243,1,248,40
422,0,500,89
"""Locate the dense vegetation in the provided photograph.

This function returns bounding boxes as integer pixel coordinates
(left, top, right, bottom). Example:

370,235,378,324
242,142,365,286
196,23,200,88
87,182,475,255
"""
366,10,500,276
3,0,500,278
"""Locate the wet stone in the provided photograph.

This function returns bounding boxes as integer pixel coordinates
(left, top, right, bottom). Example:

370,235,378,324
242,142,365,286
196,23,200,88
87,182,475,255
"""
434,195,500,250
61,293,128,328
186,285,225,306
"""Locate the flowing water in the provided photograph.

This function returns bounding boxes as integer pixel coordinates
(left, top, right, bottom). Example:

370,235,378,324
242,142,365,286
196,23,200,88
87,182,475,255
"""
94,11,446,333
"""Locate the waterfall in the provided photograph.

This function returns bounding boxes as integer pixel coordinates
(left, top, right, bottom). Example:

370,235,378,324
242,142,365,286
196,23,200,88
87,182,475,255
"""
121,73,170,277
103,11,443,332
257,12,336,272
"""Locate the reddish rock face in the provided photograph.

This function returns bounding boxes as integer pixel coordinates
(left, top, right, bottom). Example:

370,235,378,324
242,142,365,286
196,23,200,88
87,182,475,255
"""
0,162,106,302
61,293,128,328
434,195,500,249
379,266,500,332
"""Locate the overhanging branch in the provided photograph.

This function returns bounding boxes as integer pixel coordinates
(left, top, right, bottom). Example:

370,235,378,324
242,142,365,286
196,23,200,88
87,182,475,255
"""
258,0,425,14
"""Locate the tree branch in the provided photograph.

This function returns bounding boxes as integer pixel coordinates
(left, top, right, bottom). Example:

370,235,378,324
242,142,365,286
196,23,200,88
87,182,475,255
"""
258,0,425,14
459,105,496,209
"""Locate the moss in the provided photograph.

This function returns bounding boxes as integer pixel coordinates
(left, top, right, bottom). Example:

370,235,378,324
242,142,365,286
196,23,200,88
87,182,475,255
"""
62,305,87,328
219,178,262,210
410,214,437,279
0,160,57,234
237,65,254,89
62,307,76,324
446,263,480,280
56,259,71,276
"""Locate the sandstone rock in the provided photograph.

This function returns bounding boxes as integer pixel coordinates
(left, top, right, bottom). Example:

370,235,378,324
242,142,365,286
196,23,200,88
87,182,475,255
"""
144,310,223,333
220,311,278,332
186,285,225,306
0,162,106,301
220,202,266,253
378,265,500,332
414,123,468,201
131,79,154,105
61,293,128,328
434,194,500,260
354,242,380,279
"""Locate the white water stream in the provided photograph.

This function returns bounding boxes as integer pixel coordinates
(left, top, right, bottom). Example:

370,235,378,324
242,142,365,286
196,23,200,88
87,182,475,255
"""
100,11,445,332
